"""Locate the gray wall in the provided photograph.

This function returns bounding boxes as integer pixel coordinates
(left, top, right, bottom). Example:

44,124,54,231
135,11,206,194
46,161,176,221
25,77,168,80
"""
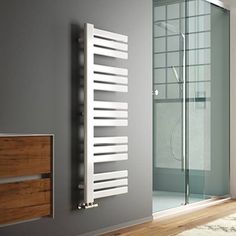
0,0,152,235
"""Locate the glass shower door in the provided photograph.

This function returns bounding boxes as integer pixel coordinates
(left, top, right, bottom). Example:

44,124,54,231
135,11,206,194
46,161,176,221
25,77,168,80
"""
153,0,187,212
186,0,230,203
153,0,230,213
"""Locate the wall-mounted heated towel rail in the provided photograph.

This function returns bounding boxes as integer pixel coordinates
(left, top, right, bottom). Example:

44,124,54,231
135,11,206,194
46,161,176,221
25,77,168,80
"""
78,23,128,209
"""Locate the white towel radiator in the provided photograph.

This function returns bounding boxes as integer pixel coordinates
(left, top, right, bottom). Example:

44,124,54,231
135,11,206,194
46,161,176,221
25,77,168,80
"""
78,23,128,209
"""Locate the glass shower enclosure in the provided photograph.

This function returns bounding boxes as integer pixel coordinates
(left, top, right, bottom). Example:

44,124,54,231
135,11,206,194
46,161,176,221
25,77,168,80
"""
153,0,230,212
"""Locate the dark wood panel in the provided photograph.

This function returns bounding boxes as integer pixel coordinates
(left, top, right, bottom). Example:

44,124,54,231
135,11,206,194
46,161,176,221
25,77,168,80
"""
0,178,51,224
0,204,51,225
0,136,52,177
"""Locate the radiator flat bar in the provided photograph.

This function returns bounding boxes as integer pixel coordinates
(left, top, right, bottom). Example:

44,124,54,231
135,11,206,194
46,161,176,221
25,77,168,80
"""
94,179,128,190
94,110,128,118
94,82,128,92
94,186,128,199
94,136,128,144
94,74,128,85
94,145,128,154
94,28,128,43
94,153,128,163
94,64,128,76
94,119,128,127
94,47,128,59
94,38,128,51
94,101,128,110
94,170,128,181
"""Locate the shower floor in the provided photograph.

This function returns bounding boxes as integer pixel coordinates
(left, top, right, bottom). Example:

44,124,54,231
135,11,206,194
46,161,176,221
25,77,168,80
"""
153,191,207,213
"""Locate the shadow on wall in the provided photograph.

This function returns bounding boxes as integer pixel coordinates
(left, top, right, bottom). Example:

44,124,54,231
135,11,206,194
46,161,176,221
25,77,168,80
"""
70,23,84,210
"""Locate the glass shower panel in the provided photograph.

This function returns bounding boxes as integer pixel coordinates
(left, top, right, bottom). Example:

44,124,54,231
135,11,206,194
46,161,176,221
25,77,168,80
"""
153,0,186,212
153,0,230,213
203,3,230,198
186,0,211,203
186,1,230,203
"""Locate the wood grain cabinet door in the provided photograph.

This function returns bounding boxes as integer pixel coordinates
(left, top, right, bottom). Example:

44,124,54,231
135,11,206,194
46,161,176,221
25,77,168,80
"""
0,136,52,178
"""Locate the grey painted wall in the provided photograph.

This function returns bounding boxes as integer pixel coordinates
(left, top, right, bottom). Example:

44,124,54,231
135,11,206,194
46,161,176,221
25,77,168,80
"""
0,0,152,235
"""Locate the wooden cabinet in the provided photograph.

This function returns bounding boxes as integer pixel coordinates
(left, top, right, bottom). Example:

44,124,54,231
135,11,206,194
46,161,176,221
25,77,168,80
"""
0,135,53,225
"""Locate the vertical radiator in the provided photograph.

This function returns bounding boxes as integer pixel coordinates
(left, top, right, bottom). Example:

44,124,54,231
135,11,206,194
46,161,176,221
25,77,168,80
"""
79,23,128,209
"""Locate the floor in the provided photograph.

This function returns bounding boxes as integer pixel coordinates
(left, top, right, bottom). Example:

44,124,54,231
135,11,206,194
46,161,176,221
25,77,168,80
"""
153,191,207,212
102,199,236,236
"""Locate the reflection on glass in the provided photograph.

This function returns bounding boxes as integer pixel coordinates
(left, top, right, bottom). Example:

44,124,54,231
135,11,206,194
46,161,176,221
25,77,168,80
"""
167,52,180,67
187,65,211,81
154,69,166,83
154,38,166,53
154,53,166,68
187,49,211,65
154,5,166,21
188,32,211,50
154,23,166,37
167,3,180,19
167,36,180,51
188,15,210,33
168,67,180,83
167,20,180,35
168,84,180,99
